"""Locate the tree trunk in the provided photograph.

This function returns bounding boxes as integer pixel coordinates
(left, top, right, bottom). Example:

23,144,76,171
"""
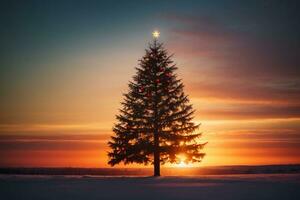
154,129,160,176
153,40,160,177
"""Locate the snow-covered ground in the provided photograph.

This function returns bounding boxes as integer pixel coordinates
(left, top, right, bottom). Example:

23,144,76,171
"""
1,174,299,200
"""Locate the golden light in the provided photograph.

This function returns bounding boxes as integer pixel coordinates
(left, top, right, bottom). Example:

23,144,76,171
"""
152,30,160,38
176,154,189,168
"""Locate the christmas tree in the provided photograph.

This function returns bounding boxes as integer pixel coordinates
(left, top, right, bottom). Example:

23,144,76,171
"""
108,31,206,176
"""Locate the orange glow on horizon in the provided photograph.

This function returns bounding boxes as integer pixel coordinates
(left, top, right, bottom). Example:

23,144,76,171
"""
1,117,299,167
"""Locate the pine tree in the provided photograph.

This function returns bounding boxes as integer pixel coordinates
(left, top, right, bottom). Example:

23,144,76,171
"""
108,35,206,176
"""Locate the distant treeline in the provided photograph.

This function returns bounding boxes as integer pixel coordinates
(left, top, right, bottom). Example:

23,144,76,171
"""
0,164,299,176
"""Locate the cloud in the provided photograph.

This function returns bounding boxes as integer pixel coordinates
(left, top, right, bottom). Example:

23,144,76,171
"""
190,79,300,102
0,123,111,133
0,140,102,151
167,13,299,77
189,80,300,119
0,133,110,142
161,13,300,119
165,12,299,75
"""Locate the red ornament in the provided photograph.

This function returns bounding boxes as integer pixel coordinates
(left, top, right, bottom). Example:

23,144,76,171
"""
139,87,144,93
156,79,160,83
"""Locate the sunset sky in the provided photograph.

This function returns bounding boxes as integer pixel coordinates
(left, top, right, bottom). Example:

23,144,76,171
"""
0,0,299,167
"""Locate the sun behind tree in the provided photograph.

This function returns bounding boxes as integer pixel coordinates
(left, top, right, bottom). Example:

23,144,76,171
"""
108,31,206,176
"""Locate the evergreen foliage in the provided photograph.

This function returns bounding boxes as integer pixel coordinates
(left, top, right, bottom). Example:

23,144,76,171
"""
108,39,206,176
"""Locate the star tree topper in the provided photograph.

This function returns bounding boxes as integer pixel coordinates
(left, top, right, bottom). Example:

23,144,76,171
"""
152,30,160,38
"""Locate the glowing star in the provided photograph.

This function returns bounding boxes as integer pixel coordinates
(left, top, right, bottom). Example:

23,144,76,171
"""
152,30,160,38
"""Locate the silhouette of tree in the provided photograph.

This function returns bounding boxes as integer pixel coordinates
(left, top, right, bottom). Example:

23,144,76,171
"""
108,38,206,176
